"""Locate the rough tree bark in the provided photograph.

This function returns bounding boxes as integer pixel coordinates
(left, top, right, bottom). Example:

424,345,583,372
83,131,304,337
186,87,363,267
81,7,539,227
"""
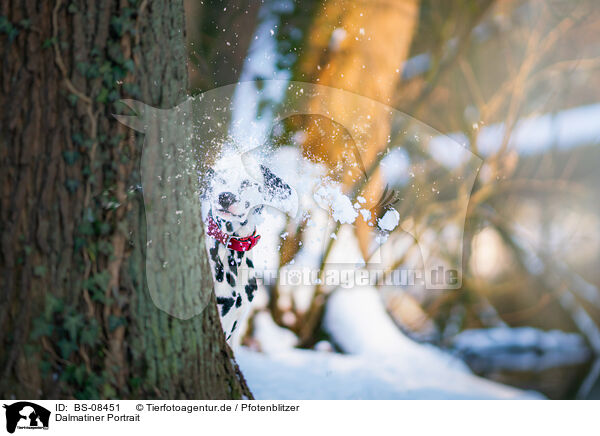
0,0,252,399
185,0,260,92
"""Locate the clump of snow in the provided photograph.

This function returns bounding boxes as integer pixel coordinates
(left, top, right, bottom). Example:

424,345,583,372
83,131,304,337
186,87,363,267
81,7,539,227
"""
359,209,371,222
452,327,590,372
252,311,298,354
453,327,586,351
377,209,400,231
313,185,358,224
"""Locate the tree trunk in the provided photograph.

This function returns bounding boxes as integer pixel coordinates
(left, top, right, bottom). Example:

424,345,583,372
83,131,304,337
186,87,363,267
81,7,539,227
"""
0,0,251,399
272,0,420,343
297,0,420,258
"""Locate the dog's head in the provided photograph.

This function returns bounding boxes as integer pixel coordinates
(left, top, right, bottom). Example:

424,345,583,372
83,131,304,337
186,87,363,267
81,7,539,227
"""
202,153,298,237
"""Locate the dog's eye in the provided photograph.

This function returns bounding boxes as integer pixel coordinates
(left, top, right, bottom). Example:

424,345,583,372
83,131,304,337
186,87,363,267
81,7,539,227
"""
245,201,250,208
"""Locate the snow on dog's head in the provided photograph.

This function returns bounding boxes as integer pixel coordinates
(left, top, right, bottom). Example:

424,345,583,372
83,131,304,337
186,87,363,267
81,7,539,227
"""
202,150,298,235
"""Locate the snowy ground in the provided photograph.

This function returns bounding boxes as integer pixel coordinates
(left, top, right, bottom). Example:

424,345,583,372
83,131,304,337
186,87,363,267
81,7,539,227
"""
236,287,544,399
236,347,540,400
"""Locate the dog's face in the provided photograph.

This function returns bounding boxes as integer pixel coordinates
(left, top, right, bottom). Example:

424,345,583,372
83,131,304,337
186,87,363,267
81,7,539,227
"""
202,154,298,236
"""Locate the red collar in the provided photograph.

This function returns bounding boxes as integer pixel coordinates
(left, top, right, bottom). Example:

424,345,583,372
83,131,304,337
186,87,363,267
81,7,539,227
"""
205,215,261,252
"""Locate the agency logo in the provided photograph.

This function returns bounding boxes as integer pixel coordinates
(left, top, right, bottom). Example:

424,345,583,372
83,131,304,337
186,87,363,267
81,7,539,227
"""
3,402,50,433
114,80,482,318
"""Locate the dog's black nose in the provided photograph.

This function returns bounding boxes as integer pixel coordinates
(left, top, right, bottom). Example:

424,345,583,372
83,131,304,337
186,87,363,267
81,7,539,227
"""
218,192,236,209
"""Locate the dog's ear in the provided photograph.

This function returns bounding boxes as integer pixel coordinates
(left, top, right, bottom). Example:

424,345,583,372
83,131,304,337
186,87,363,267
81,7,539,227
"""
241,152,298,217
260,164,291,198
259,164,298,217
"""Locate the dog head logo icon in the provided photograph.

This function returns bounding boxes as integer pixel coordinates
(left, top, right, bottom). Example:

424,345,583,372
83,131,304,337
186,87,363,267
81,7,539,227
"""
3,402,50,434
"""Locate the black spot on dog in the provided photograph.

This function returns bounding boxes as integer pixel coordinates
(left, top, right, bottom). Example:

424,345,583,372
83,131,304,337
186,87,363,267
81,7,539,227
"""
226,272,236,287
236,294,242,307
228,254,238,275
261,164,291,198
237,251,245,260
214,258,224,282
209,240,220,261
231,320,238,333
240,219,248,226
245,276,257,302
246,258,254,268
216,296,234,316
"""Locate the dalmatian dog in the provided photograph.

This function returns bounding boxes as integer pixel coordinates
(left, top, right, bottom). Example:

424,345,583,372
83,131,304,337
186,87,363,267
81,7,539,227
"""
201,153,297,343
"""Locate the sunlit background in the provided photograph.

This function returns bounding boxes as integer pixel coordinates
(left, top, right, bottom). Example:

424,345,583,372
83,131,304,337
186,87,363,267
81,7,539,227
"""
185,0,600,399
